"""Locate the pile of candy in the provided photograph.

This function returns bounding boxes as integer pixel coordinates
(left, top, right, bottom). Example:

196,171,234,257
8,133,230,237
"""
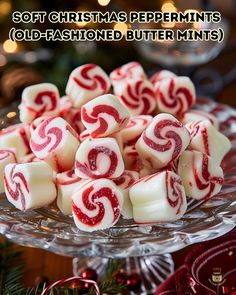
0,62,231,232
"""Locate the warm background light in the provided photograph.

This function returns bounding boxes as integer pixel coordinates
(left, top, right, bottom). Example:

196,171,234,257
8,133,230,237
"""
161,1,177,12
76,21,87,28
114,23,128,35
97,0,111,6
0,54,7,66
0,0,11,16
3,39,17,53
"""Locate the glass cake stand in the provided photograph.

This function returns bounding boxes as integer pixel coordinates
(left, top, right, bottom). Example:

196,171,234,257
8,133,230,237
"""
0,98,236,294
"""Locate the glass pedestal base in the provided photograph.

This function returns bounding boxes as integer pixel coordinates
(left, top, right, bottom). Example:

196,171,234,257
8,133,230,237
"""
73,255,174,294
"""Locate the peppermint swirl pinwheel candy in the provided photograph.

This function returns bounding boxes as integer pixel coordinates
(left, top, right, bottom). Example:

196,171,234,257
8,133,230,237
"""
120,115,153,146
59,96,73,119
136,113,190,169
0,123,30,158
72,179,123,232
186,120,231,165
20,153,40,164
75,137,124,179
182,109,219,130
19,83,60,124
130,171,187,223
65,109,85,136
81,94,130,138
113,170,139,219
123,145,153,177
0,149,17,193
150,70,176,90
114,79,156,116
4,162,57,210
156,76,196,117
66,64,111,108
79,129,90,142
30,116,49,135
30,117,80,172
178,150,224,200
56,170,89,215
110,61,146,86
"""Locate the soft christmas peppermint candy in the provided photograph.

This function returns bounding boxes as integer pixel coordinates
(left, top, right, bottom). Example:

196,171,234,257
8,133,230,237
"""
72,179,123,232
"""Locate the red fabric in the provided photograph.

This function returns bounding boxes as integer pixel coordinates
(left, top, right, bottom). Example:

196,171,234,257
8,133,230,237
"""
155,230,236,295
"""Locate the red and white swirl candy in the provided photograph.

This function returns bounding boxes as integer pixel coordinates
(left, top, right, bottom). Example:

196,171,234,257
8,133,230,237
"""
178,150,224,200
20,153,39,164
156,76,196,117
136,113,190,169
59,96,73,119
65,109,85,136
0,149,17,193
123,145,153,177
0,123,30,158
182,109,219,130
110,62,146,87
66,64,111,108
19,83,60,124
130,171,187,223
81,94,130,138
186,120,231,165
150,70,176,91
75,137,124,179
4,162,57,210
30,117,80,172
30,116,49,135
120,115,152,146
72,179,123,232
56,170,89,215
114,79,156,116
113,170,139,219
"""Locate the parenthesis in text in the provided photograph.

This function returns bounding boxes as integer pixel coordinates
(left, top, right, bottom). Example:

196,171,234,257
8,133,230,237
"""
9,27,15,41
218,28,224,43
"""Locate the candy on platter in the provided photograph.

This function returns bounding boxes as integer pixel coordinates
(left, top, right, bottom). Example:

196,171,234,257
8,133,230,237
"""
136,113,190,169
150,70,176,90
30,117,80,172
4,161,57,210
75,137,124,179
156,76,196,117
59,96,73,119
120,115,152,146
182,109,219,129
0,123,30,158
123,145,154,177
113,170,139,219
186,120,231,165
30,116,49,135
19,83,60,124
110,61,146,86
178,150,224,200
65,64,111,108
56,170,89,215
129,171,187,223
114,79,156,116
79,129,90,142
20,153,40,164
0,149,17,193
81,94,130,138
72,178,123,232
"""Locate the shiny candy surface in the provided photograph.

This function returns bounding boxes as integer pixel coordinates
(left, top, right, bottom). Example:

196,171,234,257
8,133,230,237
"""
0,98,235,257
66,64,111,108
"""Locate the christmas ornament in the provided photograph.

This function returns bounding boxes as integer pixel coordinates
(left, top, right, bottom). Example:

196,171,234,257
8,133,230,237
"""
126,273,142,291
80,267,98,281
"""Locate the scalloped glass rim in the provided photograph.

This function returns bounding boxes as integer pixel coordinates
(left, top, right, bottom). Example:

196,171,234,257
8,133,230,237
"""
0,98,236,258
